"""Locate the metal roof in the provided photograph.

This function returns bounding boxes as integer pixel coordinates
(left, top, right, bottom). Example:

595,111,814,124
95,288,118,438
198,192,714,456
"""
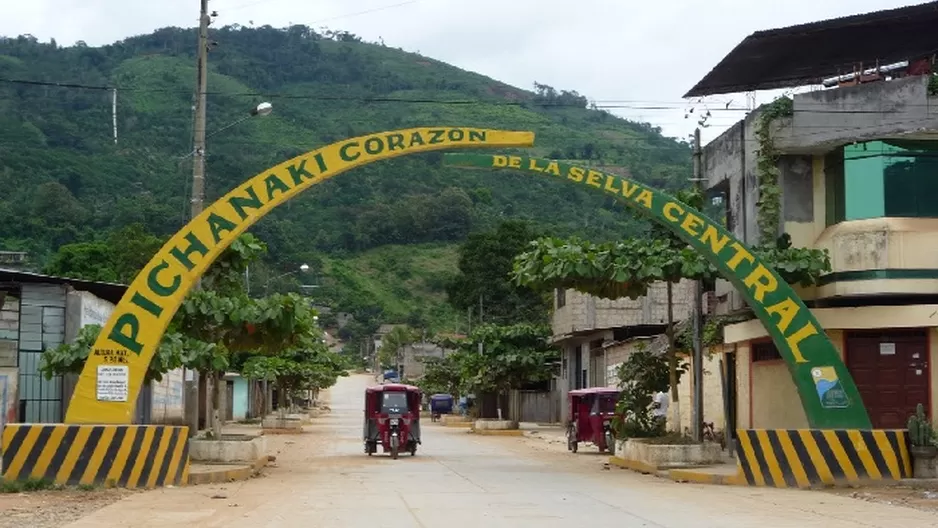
685,1,938,97
0,268,127,304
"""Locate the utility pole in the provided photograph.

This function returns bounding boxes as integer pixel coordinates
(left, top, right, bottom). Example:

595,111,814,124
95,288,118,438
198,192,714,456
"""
691,127,704,442
191,0,210,219
184,0,211,439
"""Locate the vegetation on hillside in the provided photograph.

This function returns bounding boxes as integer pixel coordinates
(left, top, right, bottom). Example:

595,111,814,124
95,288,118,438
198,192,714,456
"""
1,25,692,335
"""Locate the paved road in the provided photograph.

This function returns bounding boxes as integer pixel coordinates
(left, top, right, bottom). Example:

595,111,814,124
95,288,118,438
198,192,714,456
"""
66,374,936,527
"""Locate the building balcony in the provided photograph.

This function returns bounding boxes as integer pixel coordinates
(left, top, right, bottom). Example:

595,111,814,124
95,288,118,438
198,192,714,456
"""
772,76,938,155
815,217,938,298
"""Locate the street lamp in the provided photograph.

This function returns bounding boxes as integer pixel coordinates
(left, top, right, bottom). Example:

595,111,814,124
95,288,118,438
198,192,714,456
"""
264,263,310,295
207,101,274,140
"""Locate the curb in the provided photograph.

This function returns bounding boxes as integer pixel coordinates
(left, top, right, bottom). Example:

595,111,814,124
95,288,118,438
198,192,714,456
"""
668,467,744,486
469,429,525,436
608,456,657,474
188,456,269,486
442,422,473,428
608,456,743,486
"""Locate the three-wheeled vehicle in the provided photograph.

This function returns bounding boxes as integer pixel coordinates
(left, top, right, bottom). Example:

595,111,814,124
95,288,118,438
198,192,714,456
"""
363,383,422,459
566,387,621,454
429,394,454,422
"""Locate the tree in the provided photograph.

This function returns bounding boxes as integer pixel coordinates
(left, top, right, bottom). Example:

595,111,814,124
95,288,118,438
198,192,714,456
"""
612,342,685,439
377,325,417,371
416,354,461,398
513,194,831,432
447,323,557,419
241,331,348,417
446,221,550,326
43,223,165,283
40,323,184,384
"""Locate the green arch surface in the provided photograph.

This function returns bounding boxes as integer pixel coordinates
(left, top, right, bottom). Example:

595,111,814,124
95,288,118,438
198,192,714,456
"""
443,152,872,430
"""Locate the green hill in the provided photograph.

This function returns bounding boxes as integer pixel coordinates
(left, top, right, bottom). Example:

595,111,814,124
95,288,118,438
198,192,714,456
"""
0,26,691,331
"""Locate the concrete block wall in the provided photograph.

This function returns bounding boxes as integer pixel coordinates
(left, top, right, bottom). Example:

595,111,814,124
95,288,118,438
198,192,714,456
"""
551,281,695,337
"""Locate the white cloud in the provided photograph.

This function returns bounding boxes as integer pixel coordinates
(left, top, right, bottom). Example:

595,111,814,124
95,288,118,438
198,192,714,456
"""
0,0,918,143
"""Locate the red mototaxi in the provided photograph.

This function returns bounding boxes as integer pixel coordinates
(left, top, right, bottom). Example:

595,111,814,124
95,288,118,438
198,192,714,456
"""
363,383,422,459
566,387,621,454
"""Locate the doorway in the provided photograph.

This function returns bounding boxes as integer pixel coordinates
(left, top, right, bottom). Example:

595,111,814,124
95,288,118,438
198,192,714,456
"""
846,329,930,429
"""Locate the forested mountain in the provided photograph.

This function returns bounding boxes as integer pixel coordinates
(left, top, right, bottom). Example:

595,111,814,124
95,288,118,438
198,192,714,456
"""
0,25,691,331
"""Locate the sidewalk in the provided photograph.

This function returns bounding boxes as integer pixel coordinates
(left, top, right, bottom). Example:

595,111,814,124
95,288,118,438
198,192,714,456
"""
518,423,743,485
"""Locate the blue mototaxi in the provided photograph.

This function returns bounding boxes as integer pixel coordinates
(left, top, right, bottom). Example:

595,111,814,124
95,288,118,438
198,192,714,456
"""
429,394,454,422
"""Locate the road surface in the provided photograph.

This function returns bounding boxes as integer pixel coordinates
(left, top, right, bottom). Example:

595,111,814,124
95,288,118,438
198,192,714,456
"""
64,374,937,527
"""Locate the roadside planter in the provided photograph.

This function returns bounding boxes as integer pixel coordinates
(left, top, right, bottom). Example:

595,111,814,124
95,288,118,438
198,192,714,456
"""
262,413,308,431
473,419,519,431
472,419,522,435
617,437,723,470
190,433,268,464
907,403,938,478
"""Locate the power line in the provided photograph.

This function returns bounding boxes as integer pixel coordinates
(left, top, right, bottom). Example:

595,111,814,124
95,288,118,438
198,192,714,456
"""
3,76,936,114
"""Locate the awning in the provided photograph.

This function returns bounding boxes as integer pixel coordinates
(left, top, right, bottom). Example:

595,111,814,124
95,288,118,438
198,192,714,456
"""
685,1,938,97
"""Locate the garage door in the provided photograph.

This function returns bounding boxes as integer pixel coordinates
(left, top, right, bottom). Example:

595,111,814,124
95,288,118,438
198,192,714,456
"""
846,330,929,429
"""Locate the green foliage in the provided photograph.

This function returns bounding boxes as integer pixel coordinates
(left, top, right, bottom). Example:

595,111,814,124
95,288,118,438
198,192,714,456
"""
1,26,692,333
448,323,556,397
928,74,938,97
908,403,938,447
447,220,550,325
241,337,348,397
612,343,685,439
42,223,165,283
513,232,831,300
415,355,461,397
755,96,793,244
377,325,418,367
39,323,183,383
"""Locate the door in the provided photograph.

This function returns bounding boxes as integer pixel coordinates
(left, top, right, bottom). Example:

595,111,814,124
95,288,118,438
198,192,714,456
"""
226,381,234,422
846,330,930,429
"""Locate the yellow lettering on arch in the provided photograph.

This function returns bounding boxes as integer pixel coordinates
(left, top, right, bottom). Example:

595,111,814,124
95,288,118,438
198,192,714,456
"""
634,190,653,208
743,264,778,303
700,225,729,254
663,202,684,222
766,297,800,333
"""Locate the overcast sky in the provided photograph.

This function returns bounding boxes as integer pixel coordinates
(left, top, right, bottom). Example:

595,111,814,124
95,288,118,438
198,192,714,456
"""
0,0,921,143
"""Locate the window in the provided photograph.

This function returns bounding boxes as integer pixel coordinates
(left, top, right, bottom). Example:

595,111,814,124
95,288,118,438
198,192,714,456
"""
705,179,732,231
556,288,566,308
752,341,782,362
826,140,938,225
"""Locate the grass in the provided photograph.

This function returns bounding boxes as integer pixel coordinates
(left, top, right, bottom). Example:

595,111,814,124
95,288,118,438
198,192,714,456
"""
629,433,701,445
0,477,62,493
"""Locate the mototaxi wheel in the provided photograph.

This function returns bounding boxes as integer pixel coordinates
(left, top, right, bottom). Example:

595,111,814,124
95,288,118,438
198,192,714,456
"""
391,435,400,460
606,432,616,456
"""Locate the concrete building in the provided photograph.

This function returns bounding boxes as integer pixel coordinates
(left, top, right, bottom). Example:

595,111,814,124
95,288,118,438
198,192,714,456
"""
688,4,938,433
551,281,698,424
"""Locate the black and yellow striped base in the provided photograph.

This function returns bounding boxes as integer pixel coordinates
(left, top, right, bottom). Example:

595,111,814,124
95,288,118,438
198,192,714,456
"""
735,429,911,488
1,424,190,488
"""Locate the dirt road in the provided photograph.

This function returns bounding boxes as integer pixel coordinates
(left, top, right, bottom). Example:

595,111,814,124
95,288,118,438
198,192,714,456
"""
57,374,938,527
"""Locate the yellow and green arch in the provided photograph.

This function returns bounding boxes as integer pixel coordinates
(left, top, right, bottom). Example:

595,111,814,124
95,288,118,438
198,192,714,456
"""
64,129,871,430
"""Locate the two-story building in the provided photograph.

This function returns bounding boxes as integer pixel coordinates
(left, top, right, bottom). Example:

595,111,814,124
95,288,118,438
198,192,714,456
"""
689,2,938,431
551,282,716,427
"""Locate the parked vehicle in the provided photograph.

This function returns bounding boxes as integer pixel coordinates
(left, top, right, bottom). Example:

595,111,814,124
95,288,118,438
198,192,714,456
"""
363,383,422,459
566,388,622,454
429,394,454,421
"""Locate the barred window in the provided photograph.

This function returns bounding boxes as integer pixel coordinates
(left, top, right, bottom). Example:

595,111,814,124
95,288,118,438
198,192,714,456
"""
752,341,782,362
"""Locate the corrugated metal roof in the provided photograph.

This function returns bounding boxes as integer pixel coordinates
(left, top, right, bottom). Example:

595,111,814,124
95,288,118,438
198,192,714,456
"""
685,1,938,97
0,268,127,304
